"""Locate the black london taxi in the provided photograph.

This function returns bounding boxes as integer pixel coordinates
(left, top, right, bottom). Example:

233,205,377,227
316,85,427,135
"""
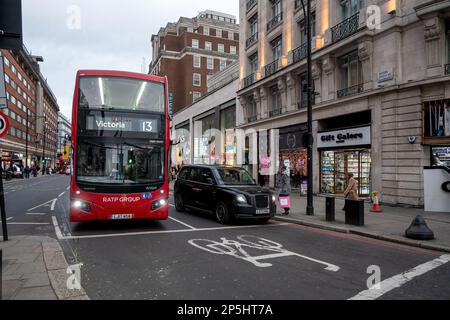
174,165,277,224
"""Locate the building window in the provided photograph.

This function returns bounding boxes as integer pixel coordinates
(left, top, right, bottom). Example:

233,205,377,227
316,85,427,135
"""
270,86,282,116
249,14,258,37
217,29,222,38
218,44,225,53
207,57,214,70
4,57,10,67
204,26,210,36
247,96,257,122
228,32,234,40
271,36,282,61
230,46,237,55
338,50,363,97
192,39,199,48
193,55,201,68
193,92,201,102
300,12,316,44
249,53,258,74
219,59,227,71
205,41,212,51
193,73,201,86
187,27,194,33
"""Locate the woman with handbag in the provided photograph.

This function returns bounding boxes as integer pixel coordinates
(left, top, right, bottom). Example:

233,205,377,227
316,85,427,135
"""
277,165,292,216
342,173,359,211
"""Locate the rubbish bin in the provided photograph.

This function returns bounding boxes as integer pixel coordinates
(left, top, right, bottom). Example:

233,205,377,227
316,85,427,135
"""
326,197,335,222
345,199,365,226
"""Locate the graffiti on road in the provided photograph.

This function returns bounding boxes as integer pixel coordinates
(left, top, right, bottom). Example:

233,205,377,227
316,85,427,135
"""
188,235,340,272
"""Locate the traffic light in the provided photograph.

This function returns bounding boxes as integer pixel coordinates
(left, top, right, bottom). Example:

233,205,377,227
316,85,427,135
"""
128,150,136,165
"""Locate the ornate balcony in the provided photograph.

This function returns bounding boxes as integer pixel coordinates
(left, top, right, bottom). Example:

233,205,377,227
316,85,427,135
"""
445,64,450,76
246,32,258,48
264,59,280,77
246,0,257,12
243,74,256,88
267,13,283,32
337,84,364,98
292,43,307,64
331,13,360,44
247,115,257,123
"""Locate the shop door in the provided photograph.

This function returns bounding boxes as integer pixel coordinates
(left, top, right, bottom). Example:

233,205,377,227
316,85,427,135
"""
334,152,346,194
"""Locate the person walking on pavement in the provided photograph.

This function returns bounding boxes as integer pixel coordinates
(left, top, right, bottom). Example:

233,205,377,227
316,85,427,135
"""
342,173,359,211
24,166,30,179
277,165,291,216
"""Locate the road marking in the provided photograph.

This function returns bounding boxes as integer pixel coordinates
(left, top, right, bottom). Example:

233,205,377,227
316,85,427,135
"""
168,216,197,230
58,191,66,198
349,254,450,300
54,222,291,240
0,217,13,222
27,198,57,212
189,235,340,272
66,186,70,191
52,216,64,240
26,212,47,216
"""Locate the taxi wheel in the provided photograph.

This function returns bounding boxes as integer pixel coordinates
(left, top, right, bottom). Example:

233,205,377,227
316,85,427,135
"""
215,202,231,225
175,193,185,212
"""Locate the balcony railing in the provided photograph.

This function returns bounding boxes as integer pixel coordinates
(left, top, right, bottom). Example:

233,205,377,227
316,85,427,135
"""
331,13,360,44
445,64,450,76
246,0,257,12
337,84,364,98
243,74,256,88
247,115,257,123
246,32,258,48
295,0,303,10
269,108,282,117
267,12,283,31
264,59,280,77
292,43,307,64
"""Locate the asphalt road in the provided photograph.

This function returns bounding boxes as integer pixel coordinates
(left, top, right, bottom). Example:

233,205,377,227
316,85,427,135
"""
2,175,450,300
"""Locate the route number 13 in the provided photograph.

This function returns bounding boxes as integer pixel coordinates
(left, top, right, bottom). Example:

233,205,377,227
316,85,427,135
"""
142,121,153,132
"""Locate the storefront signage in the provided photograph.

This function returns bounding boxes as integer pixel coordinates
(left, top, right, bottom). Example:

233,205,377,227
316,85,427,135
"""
317,126,371,149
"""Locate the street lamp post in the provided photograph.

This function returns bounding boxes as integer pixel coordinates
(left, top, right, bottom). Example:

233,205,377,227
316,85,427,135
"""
25,113,47,169
300,0,315,216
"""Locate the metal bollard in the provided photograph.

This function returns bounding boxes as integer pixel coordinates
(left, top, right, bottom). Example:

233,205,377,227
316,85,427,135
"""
326,197,335,222
1,249,2,300
345,199,365,226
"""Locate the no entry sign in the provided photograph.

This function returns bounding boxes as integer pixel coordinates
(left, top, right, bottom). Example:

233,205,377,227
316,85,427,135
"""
0,112,10,138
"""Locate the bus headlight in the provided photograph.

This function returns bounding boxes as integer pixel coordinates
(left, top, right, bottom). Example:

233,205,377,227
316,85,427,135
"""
72,200,91,212
152,198,168,210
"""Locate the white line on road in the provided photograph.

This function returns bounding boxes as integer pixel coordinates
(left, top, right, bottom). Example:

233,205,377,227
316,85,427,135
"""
26,212,47,216
54,222,291,240
0,217,13,222
349,254,450,300
168,216,197,230
52,216,64,240
58,191,66,198
27,198,57,212
66,186,70,191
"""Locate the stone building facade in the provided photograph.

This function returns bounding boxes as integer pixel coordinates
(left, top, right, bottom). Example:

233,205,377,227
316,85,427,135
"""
237,0,450,206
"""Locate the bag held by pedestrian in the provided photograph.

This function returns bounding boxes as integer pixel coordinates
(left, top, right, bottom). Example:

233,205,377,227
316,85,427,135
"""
278,196,291,209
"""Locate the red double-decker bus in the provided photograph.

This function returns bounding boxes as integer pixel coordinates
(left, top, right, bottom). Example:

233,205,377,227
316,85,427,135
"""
69,70,169,222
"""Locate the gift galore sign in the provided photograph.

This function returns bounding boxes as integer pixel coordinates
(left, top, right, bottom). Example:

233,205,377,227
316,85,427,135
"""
317,126,371,149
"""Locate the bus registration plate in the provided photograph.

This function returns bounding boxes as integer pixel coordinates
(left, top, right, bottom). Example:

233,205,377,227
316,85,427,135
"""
110,214,134,220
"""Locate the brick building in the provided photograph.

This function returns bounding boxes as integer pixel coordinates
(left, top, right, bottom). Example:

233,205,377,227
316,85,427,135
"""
1,46,60,171
149,10,240,114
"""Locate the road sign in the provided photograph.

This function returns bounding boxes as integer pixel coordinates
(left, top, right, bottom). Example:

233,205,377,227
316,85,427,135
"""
0,0,23,51
0,112,10,138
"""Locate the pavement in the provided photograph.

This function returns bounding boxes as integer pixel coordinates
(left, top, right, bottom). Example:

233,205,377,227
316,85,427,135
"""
0,236,88,300
272,194,450,253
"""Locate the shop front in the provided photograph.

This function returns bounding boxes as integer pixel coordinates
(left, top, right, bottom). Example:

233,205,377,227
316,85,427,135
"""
278,124,308,194
318,126,372,198
174,122,191,167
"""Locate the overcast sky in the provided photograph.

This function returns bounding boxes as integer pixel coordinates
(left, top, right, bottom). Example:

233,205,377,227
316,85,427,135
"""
21,0,239,120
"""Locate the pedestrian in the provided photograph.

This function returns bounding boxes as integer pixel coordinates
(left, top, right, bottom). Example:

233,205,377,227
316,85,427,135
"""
24,166,30,179
342,173,359,211
258,171,265,187
277,165,291,216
